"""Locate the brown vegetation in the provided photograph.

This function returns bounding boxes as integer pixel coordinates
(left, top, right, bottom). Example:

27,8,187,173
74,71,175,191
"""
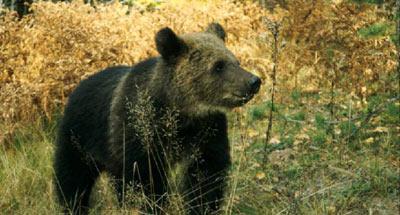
0,0,397,143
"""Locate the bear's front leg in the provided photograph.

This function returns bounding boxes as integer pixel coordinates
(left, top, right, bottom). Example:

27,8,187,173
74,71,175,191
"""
112,155,169,214
183,139,231,215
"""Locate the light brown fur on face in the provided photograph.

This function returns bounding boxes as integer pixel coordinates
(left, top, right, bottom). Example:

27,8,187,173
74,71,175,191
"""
173,33,239,110
151,23,260,116
172,32,257,115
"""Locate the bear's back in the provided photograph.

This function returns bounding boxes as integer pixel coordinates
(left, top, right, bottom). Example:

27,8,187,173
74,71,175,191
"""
58,58,159,161
58,66,132,159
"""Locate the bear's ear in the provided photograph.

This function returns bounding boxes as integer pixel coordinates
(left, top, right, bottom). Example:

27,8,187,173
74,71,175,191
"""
206,22,226,42
155,27,187,62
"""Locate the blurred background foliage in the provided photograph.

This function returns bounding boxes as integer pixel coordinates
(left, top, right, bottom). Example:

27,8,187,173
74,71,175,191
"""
0,0,397,141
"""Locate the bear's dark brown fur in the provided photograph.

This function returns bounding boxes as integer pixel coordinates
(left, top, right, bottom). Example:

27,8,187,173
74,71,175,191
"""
54,23,260,214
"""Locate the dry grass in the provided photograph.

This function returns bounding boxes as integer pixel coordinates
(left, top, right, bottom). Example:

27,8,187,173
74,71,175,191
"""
0,0,397,144
0,0,270,143
1,97,398,214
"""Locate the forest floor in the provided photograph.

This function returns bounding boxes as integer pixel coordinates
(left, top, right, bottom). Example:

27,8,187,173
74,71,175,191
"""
1,90,398,214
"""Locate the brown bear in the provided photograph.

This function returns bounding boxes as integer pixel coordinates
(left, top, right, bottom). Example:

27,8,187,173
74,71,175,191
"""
54,23,261,215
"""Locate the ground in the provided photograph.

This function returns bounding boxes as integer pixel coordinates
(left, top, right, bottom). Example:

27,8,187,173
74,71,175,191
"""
0,90,398,214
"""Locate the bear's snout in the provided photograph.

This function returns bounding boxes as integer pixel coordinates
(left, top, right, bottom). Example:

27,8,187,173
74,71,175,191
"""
248,76,261,94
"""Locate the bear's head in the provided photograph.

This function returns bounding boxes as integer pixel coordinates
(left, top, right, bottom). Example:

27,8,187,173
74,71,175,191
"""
155,23,261,113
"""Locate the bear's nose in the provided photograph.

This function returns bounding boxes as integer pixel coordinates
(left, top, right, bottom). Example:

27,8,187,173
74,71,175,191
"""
249,76,261,94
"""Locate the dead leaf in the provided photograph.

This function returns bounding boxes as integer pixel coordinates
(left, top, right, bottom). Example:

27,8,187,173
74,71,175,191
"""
364,137,374,144
269,137,281,145
373,126,388,133
255,172,266,180
248,129,259,138
295,133,310,141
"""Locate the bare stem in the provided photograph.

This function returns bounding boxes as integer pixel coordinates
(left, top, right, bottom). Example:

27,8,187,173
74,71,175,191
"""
263,21,280,168
397,0,400,79
329,74,336,142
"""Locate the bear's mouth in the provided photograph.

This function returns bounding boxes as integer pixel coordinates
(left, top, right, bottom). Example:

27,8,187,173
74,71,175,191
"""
222,92,255,108
234,93,255,103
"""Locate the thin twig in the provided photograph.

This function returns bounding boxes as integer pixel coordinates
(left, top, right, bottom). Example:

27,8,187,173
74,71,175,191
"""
329,70,336,142
263,20,280,168
397,0,400,85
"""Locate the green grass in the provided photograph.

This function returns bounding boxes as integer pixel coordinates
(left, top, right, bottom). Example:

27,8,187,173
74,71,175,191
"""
357,23,393,39
0,91,399,214
0,121,58,213
351,0,384,5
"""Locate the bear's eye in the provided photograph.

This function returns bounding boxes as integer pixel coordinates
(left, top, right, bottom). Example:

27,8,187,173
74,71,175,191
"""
213,61,225,73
